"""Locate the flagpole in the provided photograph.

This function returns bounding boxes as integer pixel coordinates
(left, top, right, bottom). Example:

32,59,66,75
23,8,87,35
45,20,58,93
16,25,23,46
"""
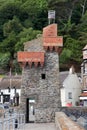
10,68,12,91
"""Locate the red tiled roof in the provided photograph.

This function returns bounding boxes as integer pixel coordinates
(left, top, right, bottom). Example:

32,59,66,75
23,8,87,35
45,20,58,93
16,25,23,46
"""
17,52,44,62
43,24,63,51
80,92,87,97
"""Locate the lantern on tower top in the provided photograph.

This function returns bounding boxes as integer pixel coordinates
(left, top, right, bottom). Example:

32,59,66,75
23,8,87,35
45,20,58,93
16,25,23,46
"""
48,10,55,24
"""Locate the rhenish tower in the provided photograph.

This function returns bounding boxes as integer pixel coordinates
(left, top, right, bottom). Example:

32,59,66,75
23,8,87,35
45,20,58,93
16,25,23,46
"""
17,23,63,123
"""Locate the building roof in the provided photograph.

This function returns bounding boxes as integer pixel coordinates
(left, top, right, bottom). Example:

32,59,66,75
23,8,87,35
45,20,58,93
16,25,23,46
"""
0,75,22,89
79,92,87,100
63,73,81,89
83,45,87,51
24,37,44,52
80,92,87,97
24,24,63,53
0,71,69,90
59,71,69,85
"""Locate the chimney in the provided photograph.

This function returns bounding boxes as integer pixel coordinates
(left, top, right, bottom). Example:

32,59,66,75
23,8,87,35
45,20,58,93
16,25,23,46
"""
48,10,55,24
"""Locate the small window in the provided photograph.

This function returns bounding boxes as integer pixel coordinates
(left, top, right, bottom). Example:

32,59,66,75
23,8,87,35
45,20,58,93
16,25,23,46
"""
41,74,46,79
68,92,72,99
1,92,3,96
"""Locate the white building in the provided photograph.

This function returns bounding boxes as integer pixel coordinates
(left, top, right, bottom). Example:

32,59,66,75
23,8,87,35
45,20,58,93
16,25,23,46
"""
79,90,87,106
79,45,87,106
60,66,82,106
0,76,21,105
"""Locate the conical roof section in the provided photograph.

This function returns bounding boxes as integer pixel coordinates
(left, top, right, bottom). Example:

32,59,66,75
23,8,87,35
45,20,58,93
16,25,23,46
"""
83,45,87,51
63,73,81,89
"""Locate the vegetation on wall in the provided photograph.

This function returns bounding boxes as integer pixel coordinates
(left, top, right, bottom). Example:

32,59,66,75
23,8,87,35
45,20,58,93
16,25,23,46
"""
0,0,87,73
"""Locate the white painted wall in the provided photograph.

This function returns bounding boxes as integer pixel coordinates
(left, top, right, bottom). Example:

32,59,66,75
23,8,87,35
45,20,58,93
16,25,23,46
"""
61,88,66,106
61,73,81,106
0,89,21,104
84,101,87,106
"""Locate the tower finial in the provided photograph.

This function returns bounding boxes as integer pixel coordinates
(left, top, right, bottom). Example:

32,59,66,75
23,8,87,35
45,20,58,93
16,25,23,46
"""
69,65,75,74
48,10,55,24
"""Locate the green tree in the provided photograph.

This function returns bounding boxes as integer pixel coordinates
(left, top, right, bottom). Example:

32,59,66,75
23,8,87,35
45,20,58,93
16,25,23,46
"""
0,32,17,58
60,37,83,71
3,16,23,37
21,0,48,29
0,0,87,72
75,11,87,50
15,27,41,52
0,1,23,42
77,11,87,32
13,59,22,74
0,52,11,70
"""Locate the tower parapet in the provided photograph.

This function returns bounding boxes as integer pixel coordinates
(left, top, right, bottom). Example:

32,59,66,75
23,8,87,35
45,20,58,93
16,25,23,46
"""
43,24,63,52
17,23,63,123
18,52,44,68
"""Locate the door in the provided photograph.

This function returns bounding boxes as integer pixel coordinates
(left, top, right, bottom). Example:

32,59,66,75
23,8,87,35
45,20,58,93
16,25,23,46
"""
3,95,10,103
26,98,35,123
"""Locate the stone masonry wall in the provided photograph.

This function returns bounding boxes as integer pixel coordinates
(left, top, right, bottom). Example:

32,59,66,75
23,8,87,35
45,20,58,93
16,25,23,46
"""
20,52,61,123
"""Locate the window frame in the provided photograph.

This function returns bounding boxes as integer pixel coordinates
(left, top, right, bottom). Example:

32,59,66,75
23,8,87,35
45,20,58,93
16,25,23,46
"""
68,92,72,99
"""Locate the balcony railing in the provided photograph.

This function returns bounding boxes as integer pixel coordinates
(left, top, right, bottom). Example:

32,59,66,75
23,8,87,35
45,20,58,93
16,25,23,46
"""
0,113,25,130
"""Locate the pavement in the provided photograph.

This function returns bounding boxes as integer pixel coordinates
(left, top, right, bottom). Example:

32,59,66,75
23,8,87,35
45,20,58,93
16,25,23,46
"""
20,123,56,130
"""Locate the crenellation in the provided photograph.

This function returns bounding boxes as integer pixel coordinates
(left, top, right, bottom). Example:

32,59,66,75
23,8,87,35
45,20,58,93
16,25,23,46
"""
18,24,63,123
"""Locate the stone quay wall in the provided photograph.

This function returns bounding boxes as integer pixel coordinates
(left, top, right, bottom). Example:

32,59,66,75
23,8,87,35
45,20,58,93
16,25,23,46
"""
61,107,87,119
55,112,85,130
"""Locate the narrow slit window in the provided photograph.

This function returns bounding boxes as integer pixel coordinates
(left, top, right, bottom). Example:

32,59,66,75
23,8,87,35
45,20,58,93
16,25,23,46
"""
41,74,46,79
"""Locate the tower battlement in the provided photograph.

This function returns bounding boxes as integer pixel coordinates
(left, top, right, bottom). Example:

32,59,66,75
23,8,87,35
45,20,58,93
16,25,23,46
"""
17,24,63,123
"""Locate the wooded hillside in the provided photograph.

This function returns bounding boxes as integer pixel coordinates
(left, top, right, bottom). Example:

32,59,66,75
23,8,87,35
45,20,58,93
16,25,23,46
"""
0,0,87,73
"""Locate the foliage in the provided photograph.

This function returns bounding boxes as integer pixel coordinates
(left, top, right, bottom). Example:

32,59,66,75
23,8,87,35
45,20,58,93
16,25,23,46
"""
0,53,11,70
78,11,87,32
13,59,22,74
3,16,23,36
15,28,41,52
0,0,87,72
0,32,17,57
60,48,72,64
65,37,82,62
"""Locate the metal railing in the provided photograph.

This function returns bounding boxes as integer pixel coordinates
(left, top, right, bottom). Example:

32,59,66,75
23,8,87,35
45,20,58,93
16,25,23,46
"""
0,113,25,130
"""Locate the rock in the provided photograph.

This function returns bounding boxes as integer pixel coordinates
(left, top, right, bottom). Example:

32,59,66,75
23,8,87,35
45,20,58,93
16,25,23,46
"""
77,116,87,127
69,115,77,121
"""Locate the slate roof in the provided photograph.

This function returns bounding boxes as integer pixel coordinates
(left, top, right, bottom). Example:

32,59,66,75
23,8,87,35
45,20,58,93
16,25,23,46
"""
0,75,22,89
0,71,70,89
59,71,69,86
24,37,44,52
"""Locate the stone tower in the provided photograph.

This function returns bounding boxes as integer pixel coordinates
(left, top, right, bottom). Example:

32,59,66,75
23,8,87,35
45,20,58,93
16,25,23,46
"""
17,24,63,123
